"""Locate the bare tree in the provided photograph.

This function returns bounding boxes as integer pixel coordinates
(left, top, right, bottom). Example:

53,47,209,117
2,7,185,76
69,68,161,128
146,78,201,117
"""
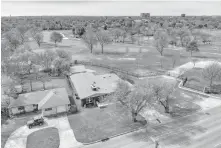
127,83,154,122
4,30,21,51
50,31,63,47
186,41,199,57
152,83,175,113
154,31,168,56
113,81,131,106
36,50,56,69
111,28,122,42
202,62,221,87
82,29,97,53
33,32,43,47
177,28,190,47
16,25,29,44
96,30,111,54
192,58,198,67
39,74,51,90
113,81,154,122
120,29,127,43
182,35,192,47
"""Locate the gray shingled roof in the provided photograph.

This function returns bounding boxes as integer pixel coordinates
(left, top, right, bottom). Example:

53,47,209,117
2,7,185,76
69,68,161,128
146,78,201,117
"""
70,73,120,99
8,88,70,108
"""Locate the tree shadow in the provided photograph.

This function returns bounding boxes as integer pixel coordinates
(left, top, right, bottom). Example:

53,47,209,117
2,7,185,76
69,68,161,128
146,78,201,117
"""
128,113,208,147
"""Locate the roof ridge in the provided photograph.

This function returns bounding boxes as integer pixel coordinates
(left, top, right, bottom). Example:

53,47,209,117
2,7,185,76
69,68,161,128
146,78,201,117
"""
38,90,55,110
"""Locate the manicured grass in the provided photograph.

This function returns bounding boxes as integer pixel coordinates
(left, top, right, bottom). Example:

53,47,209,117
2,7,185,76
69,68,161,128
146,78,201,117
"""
182,68,221,92
26,127,59,148
139,76,202,116
29,30,221,75
68,103,146,143
1,116,33,148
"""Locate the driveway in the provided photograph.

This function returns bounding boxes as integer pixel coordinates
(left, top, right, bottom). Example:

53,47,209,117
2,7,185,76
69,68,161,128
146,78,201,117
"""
4,115,82,148
47,116,82,148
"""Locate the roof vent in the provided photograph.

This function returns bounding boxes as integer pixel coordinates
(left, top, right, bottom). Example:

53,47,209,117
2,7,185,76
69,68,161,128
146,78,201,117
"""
91,84,98,91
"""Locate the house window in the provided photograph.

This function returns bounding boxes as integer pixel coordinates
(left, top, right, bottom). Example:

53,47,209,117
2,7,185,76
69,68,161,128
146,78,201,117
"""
18,106,24,110
45,108,52,111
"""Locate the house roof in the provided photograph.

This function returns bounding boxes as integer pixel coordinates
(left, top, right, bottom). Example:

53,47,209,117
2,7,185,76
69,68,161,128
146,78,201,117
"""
38,88,70,109
8,88,70,109
70,73,120,99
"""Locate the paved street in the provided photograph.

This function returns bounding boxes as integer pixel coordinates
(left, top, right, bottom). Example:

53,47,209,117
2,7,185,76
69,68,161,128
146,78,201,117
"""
82,106,221,148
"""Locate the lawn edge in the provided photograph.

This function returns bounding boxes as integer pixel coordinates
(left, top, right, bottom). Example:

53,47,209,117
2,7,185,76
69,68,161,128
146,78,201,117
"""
81,125,146,145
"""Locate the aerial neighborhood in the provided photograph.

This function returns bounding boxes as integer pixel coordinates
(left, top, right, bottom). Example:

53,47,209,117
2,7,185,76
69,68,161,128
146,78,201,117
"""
1,1,221,148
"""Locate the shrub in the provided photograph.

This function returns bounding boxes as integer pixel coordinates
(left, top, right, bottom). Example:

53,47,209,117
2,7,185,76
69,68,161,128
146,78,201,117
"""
69,105,78,114
41,68,52,73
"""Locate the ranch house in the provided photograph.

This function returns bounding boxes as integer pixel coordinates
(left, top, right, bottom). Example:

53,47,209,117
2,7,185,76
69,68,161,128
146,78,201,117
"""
8,88,71,116
70,72,120,107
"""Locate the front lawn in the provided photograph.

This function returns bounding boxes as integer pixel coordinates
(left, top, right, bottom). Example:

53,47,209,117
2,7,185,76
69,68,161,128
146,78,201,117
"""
182,68,221,92
139,76,202,117
68,103,146,143
26,127,60,148
1,116,33,148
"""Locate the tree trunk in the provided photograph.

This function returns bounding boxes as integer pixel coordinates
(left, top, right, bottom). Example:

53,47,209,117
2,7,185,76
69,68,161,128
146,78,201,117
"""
55,41,57,47
30,80,33,91
210,78,213,87
132,110,137,122
101,44,104,54
165,98,170,113
90,44,93,53
43,82,45,90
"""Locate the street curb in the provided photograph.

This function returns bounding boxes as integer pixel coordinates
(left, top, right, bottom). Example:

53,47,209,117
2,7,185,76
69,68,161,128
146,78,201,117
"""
76,75,220,146
80,125,146,145
177,79,221,99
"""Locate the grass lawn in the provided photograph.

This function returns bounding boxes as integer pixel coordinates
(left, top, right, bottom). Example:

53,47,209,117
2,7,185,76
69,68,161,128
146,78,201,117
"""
26,127,59,148
68,103,146,143
182,68,221,92
138,76,202,117
29,30,221,76
1,116,33,148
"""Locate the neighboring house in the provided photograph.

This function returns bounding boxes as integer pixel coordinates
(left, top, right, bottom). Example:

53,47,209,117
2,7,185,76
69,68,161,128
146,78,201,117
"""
70,72,120,107
8,88,71,116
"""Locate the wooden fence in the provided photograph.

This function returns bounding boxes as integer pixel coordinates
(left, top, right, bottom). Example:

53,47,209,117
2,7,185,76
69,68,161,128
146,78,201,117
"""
72,60,164,78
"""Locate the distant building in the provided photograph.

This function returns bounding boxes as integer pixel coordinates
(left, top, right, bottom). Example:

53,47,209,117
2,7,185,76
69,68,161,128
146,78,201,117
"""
181,14,186,17
140,13,150,18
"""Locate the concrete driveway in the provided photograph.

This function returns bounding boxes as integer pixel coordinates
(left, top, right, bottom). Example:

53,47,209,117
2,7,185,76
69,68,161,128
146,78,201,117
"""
4,115,82,148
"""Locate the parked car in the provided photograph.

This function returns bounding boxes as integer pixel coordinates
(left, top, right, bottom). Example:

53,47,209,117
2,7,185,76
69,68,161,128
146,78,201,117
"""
27,116,45,129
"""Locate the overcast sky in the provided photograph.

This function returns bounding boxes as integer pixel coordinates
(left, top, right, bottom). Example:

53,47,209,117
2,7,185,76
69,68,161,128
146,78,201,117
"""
2,1,221,16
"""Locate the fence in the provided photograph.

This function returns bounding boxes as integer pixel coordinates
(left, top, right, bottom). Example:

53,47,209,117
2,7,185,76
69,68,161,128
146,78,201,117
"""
72,60,164,78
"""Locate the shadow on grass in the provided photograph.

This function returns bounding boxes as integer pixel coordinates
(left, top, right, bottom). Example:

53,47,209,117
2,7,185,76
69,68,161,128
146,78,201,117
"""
128,112,207,147
68,104,146,143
